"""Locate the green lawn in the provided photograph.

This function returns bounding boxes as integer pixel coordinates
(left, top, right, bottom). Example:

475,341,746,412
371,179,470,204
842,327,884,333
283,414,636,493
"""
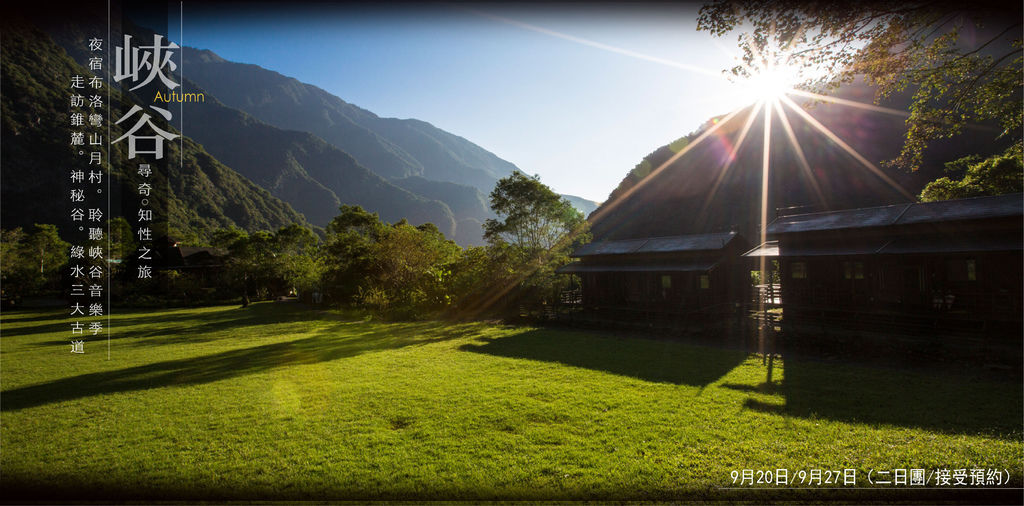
1,303,1021,501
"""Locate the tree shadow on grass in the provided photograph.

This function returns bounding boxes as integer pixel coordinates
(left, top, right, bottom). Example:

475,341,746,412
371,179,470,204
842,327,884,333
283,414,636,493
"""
1,320,484,412
16,304,332,346
27,316,326,348
2,302,317,339
459,329,747,386
735,358,1023,438
0,310,68,324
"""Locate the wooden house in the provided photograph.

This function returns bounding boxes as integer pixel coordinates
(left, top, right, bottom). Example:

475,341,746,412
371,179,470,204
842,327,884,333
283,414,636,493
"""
557,231,749,318
744,194,1023,334
153,236,229,285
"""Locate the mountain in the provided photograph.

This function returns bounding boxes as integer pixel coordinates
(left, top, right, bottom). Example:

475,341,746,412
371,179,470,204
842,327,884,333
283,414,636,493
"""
591,82,1013,242
561,194,599,217
175,80,458,236
178,49,598,231
0,22,309,244
181,49,516,189
392,177,493,220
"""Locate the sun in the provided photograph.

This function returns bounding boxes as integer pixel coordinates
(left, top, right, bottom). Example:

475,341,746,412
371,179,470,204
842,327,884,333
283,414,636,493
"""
736,64,800,106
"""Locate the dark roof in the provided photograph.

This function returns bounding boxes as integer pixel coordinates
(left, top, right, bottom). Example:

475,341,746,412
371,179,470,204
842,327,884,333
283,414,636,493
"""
898,195,1023,225
556,260,718,274
573,238,649,256
770,204,909,234
179,246,228,259
745,233,1021,257
155,235,180,247
573,231,738,257
768,194,1022,234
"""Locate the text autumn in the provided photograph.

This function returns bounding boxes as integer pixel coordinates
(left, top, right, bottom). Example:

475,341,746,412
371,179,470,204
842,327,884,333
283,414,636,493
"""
152,91,205,103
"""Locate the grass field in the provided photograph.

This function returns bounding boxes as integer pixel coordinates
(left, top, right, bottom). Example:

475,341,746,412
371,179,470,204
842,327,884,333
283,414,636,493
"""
1,302,1021,501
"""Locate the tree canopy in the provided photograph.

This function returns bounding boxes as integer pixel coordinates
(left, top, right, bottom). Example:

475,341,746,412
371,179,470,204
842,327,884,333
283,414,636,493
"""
697,0,1022,172
920,144,1024,201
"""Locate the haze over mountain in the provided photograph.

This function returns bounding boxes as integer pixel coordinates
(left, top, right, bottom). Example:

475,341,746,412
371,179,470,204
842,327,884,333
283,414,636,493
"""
590,81,1012,243
182,49,518,189
180,48,598,236
175,79,458,237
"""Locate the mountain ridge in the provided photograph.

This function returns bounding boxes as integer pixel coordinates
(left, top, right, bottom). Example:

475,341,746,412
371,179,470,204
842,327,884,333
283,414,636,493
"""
174,77,459,236
180,47,596,242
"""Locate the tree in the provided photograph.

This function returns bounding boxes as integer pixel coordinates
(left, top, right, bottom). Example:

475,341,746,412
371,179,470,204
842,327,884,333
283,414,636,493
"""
24,224,69,277
697,1,1022,171
323,205,384,304
484,172,588,252
476,173,590,317
106,217,136,261
362,221,460,318
920,145,1024,201
273,223,324,297
219,229,276,305
1,224,69,296
1,228,28,300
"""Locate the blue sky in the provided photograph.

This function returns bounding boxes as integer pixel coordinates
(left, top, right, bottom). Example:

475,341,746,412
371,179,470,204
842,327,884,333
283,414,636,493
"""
169,2,753,202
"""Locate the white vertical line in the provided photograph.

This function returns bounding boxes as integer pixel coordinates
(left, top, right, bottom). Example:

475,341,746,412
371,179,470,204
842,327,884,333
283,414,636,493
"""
107,0,112,361
1,28,5,393
180,1,183,175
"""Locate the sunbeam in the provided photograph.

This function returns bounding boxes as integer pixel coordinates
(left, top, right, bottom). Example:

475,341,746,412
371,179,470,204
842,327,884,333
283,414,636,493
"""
696,102,764,225
789,88,999,133
788,89,910,117
465,8,727,80
779,95,915,200
772,99,828,207
757,94,773,358
588,106,747,225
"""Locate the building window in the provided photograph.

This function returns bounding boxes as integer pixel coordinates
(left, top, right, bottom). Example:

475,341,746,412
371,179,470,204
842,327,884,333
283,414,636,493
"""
967,259,976,281
791,262,807,279
699,274,710,289
661,275,672,289
844,261,865,279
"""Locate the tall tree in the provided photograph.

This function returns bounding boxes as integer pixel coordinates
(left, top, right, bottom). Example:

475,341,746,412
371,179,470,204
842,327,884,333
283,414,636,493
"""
1,228,28,298
323,205,384,304
697,1,1022,171
474,173,590,316
24,224,69,277
274,223,324,296
484,172,588,252
1,224,70,296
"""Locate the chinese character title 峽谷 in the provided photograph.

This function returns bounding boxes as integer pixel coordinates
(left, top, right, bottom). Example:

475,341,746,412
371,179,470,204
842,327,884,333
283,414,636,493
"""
111,33,181,314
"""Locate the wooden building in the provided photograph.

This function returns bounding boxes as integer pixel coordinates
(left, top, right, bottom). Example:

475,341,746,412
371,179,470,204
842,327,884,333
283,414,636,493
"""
154,236,228,286
744,194,1023,333
557,231,749,318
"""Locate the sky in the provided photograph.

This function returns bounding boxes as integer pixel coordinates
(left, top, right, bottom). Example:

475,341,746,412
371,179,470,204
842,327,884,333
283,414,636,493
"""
168,2,758,203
